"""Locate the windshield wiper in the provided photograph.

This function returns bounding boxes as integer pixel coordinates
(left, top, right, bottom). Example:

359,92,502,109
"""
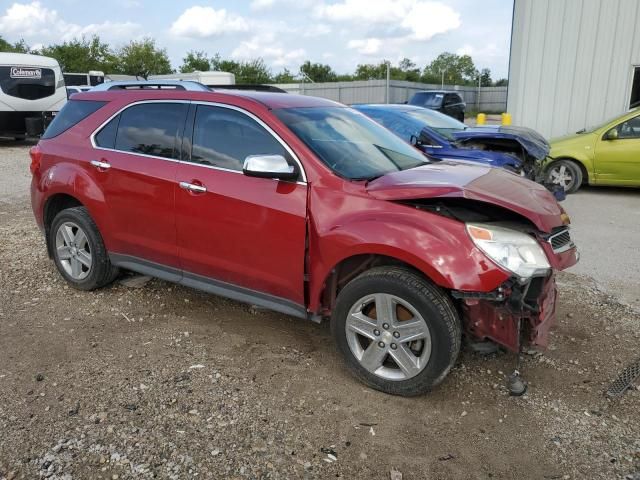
576,128,586,134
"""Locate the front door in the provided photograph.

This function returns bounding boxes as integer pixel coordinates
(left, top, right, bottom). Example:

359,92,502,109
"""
595,113,640,185
88,101,188,268
175,103,308,307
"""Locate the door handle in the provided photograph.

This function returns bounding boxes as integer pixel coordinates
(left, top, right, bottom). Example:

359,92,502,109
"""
90,160,111,170
179,181,207,193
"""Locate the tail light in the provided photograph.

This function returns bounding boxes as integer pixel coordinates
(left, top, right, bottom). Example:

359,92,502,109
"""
29,144,42,175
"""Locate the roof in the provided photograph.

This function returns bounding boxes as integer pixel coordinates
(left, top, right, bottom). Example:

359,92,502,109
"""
354,104,424,112
217,90,341,109
78,85,342,110
413,90,460,94
0,52,61,68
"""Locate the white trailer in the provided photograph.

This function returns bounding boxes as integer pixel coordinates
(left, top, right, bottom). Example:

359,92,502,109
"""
148,71,235,87
0,53,66,137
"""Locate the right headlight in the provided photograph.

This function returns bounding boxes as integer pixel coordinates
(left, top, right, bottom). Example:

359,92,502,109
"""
466,223,551,281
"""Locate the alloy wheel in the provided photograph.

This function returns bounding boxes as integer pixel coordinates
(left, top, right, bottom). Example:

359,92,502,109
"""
55,221,92,280
345,293,432,381
549,164,574,190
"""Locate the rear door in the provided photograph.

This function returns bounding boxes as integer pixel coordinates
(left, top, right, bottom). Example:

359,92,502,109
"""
90,101,188,269
175,103,308,307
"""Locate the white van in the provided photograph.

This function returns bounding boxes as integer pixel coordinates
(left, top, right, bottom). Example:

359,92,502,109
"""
148,71,235,87
0,53,66,137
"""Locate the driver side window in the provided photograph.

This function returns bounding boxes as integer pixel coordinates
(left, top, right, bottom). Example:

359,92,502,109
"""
614,115,640,139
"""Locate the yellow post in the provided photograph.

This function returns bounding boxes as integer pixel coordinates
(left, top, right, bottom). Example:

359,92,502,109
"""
501,112,512,126
476,113,486,126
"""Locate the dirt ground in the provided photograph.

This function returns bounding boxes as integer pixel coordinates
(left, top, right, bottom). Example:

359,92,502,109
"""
0,143,639,480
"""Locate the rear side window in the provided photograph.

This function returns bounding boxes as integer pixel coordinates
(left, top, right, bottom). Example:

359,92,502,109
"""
190,105,287,171
42,100,106,139
114,103,187,159
94,115,120,149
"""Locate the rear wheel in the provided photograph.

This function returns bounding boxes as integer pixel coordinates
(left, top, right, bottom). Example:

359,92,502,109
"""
546,159,583,193
331,266,461,396
49,207,119,290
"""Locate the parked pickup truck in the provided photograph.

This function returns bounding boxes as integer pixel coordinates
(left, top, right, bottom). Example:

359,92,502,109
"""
30,81,578,396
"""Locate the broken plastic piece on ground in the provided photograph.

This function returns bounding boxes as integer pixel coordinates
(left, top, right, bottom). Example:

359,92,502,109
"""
607,356,640,398
508,370,528,396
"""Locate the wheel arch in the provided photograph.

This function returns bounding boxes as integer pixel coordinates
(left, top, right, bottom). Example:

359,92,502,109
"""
311,252,449,318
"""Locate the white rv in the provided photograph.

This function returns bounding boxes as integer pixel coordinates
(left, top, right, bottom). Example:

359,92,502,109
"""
0,53,66,137
148,71,235,87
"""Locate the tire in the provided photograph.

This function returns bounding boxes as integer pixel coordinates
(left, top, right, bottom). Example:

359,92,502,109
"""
49,206,119,290
545,159,583,194
331,266,461,396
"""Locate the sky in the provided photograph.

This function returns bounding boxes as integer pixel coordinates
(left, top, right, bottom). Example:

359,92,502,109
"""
0,0,514,78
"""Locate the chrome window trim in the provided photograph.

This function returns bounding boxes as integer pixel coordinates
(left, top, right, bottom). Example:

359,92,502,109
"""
89,99,307,184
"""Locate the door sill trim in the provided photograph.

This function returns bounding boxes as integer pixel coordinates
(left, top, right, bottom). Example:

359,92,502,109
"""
109,253,308,320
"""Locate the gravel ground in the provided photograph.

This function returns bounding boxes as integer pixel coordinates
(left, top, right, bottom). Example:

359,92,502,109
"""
1,141,639,480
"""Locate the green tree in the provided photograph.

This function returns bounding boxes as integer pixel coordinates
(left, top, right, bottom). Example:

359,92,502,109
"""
422,52,477,85
39,36,116,72
299,60,337,82
114,38,173,78
210,55,272,83
273,68,296,83
354,62,387,80
0,36,30,53
494,78,508,87
398,57,420,82
479,68,492,87
180,50,211,73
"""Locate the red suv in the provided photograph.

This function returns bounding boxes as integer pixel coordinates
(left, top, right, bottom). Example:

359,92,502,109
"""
30,81,578,396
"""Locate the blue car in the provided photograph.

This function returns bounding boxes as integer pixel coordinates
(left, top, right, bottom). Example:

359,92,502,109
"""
353,104,549,180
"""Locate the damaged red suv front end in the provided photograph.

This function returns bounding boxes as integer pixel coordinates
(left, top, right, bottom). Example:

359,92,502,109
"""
364,161,579,353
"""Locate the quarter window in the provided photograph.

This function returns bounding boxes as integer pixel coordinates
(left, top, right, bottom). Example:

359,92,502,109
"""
190,105,287,171
94,115,119,149
113,103,187,159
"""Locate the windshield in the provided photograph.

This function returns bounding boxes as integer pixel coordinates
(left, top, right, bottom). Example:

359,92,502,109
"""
275,107,428,180
410,92,444,108
405,108,466,140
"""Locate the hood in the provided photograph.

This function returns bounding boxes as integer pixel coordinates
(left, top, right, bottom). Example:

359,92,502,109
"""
452,125,550,160
366,162,564,232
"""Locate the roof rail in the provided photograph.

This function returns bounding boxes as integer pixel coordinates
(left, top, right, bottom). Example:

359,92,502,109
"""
92,80,211,92
211,84,288,93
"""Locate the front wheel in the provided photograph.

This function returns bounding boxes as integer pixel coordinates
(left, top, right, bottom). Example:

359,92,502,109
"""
331,267,461,396
546,159,583,193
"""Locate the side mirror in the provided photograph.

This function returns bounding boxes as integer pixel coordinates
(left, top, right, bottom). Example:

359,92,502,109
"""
409,134,421,146
243,154,298,181
605,128,619,140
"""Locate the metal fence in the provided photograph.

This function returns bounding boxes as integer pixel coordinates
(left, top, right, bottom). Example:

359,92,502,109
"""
271,80,508,113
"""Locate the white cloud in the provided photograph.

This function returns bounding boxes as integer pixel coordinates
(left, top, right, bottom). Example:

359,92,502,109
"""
170,6,249,38
0,2,141,42
347,38,382,55
251,0,314,11
231,33,306,68
315,0,460,41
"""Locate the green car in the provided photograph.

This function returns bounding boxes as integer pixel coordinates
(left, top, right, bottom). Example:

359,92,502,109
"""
545,108,640,193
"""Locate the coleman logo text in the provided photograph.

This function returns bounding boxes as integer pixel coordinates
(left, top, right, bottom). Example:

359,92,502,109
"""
10,67,42,79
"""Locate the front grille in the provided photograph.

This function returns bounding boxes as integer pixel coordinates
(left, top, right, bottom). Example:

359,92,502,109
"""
548,228,573,253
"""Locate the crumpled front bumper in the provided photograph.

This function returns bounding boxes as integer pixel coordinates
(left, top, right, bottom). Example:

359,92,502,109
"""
459,274,558,352
457,236,578,351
